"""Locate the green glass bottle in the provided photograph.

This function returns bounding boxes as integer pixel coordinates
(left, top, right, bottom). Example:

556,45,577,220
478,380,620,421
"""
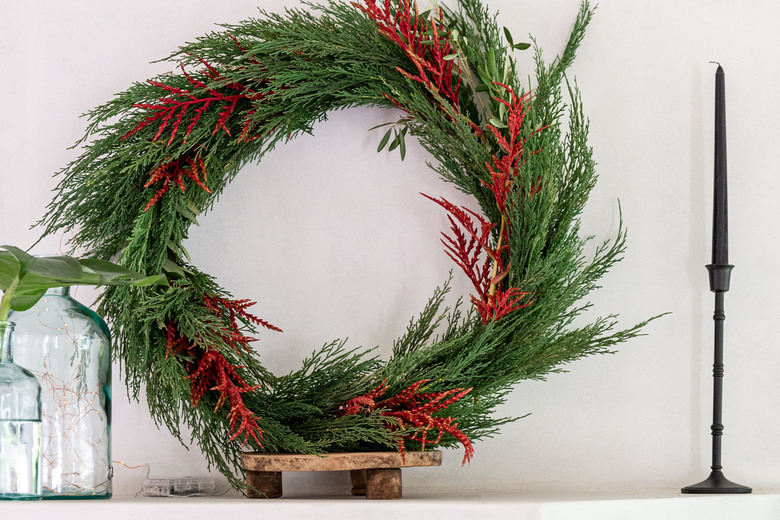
12,288,111,499
0,321,42,500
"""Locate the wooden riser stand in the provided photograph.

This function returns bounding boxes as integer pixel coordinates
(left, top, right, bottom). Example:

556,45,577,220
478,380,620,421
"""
242,451,442,500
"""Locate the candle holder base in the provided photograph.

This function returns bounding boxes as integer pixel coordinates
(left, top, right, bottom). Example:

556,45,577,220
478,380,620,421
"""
682,470,752,494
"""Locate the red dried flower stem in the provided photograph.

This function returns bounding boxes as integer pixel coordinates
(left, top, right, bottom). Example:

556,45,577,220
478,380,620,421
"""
122,38,270,146
133,35,282,210
203,294,283,338
165,318,264,447
340,379,475,464
478,84,545,306
143,153,211,211
483,84,546,213
423,193,528,324
356,0,483,137
356,0,461,107
361,11,541,322
163,293,281,447
424,195,493,294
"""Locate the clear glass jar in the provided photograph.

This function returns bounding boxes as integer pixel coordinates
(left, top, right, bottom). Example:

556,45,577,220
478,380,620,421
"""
0,321,42,500
11,288,112,499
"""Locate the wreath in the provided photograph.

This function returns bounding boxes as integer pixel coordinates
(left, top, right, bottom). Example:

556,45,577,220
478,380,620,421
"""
36,0,653,490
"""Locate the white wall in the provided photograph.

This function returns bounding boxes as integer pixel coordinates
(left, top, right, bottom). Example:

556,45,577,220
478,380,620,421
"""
1,0,778,497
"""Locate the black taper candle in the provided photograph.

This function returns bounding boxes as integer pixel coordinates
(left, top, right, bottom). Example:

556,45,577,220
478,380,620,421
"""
682,63,750,494
712,65,728,265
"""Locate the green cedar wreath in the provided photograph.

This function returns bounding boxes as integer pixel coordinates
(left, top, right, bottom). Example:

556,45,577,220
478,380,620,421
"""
37,0,655,489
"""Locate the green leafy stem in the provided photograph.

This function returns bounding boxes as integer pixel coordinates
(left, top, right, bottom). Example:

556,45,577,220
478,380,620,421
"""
0,245,166,322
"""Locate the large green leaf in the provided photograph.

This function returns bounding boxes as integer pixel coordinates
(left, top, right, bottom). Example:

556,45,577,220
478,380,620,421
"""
10,289,48,312
0,251,21,292
24,255,83,281
1,245,34,264
0,246,168,321
80,259,166,286
11,273,70,292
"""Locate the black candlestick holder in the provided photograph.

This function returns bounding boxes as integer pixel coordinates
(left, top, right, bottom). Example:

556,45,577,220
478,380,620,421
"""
681,263,751,494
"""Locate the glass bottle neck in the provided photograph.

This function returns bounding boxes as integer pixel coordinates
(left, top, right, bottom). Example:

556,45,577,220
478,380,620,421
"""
45,286,71,296
0,321,15,364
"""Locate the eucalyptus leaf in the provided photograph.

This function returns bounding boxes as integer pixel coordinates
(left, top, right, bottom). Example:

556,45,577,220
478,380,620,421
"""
477,64,491,85
503,26,514,47
488,49,499,80
163,259,187,278
179,243,192,264
178,205,200,226
186,200,202,217
387,136,400,152
377,128,392,152
166,240,179,257
166,239,192,263
513,42,531,50
368,121,394,131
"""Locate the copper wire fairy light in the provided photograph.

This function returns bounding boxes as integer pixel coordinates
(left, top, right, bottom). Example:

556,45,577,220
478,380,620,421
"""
25,286,110,494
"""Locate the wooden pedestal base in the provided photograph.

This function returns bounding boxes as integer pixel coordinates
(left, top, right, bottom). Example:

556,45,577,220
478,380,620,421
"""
242,451,442,500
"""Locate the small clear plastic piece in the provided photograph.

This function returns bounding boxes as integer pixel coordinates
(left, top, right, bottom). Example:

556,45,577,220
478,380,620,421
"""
141,477,216,497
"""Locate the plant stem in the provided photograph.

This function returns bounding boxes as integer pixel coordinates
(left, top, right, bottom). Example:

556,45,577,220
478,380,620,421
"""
0,278,18,322
488,214,506,297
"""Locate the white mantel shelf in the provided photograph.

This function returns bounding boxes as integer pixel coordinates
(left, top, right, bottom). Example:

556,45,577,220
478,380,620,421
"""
4,489,779,520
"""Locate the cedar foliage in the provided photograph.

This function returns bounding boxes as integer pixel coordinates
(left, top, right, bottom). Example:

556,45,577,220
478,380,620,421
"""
35,0,658,490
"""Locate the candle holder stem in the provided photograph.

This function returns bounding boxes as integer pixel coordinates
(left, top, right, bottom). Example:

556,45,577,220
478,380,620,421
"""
682,264,750,494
